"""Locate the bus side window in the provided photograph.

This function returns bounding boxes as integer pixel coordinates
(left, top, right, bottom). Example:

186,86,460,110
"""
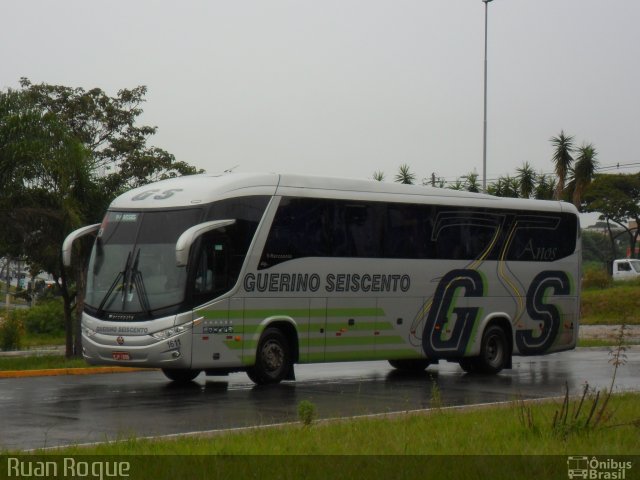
344,203,380,258
383,204,433,259
193,232,229,298
194,246,213,294
260,198,331,268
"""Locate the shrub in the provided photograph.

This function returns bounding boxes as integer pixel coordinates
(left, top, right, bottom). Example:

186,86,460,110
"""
298,400,317,426
0,310,26,351
582,267,612,290
24,298,66,336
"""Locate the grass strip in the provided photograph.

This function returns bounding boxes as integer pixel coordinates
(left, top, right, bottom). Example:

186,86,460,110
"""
29,392,640,456
581,282,640,325
0,355,87,371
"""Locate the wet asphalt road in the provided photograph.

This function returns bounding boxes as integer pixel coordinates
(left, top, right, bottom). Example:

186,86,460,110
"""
0,347,638,451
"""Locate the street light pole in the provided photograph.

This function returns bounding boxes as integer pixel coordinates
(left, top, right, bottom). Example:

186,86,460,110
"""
482,0,493,192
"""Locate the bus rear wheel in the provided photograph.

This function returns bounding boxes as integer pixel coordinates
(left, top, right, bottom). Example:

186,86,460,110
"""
162,368,201,383
388,359,431,372
246,328,292,385
459,325,509,375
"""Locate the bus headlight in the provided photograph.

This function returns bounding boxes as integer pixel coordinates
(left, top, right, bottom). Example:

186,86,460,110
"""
151,325,187,341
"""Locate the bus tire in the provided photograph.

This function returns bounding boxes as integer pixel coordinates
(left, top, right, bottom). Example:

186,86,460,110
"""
476,324,509,374
459,325,510,374
388,359,431,372
247,327,292,385
162,368,201,383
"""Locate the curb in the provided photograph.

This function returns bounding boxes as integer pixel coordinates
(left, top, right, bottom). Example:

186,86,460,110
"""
0,367,152,379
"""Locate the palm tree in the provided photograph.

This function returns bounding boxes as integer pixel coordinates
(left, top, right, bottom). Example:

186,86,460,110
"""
463,171,481,193
372,170,385,182
516,162,536,198
488,175,520,198
550,130,575,200
571,143,599,208
504,175,521,198
534,173,556,200
395,164,416,185
448,179,464,190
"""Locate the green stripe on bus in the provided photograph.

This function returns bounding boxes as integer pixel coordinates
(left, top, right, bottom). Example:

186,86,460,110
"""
308,335,406,347
225,334,405,350
223,339,256,350
299,322,394,331
231,321,397,333
323,321,395,331
302,349,419,363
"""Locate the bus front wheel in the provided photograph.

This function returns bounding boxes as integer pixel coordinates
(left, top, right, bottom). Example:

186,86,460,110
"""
162,368,201,383
247,328,292,385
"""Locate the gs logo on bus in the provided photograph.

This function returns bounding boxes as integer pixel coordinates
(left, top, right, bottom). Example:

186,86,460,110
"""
131,189,183,201
422,269,571,358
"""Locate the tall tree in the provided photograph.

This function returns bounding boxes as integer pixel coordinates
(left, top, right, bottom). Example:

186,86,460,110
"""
394,164,415,185
582,173,640,260
550,130,575,200
18,78,200,194
570,143,599,209
462,171,481,193
534,173,556,200
448,179,464,191
0,89,92,356
487,175,520,198
516,162,537,199
1,81,202,356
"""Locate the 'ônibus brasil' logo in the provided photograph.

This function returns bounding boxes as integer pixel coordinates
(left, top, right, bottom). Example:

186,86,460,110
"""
567,456,632,479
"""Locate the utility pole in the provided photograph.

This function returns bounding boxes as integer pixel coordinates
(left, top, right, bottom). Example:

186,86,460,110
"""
482,0,493,192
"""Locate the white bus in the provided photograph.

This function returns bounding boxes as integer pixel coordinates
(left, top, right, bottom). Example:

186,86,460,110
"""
63,173,581,384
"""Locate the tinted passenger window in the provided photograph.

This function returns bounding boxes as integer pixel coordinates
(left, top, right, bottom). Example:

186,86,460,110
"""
259,197,577,268
259,198,382,268
505,213,577,262
383,204,433,259
431,211,502,260
337,203,380,257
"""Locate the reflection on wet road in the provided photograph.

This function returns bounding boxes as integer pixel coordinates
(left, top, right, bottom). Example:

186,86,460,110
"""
0,347,638,450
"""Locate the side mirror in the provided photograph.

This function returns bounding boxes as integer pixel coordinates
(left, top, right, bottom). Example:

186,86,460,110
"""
62,224,101,267
175,219,235,267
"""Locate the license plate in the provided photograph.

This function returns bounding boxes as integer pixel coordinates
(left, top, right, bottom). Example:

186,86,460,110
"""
112,351,130,361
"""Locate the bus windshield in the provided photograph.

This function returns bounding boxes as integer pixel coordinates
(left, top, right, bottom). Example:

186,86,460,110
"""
86,209,202,319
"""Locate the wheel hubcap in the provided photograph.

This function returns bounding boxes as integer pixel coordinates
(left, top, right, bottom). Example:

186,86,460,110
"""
262,341,284,372
486,335,503,366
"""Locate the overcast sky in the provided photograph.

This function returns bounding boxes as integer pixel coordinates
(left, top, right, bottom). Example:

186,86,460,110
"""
2,0,639,185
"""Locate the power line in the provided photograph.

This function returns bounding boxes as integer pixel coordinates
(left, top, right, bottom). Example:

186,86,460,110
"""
433,161,640,183
597,162,640,172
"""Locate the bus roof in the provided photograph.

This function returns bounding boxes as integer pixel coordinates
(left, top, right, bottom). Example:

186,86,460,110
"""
109,172,578,215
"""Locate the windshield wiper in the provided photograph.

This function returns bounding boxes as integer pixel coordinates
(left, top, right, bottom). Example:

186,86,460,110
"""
96,250,132,316
128,249,152,317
